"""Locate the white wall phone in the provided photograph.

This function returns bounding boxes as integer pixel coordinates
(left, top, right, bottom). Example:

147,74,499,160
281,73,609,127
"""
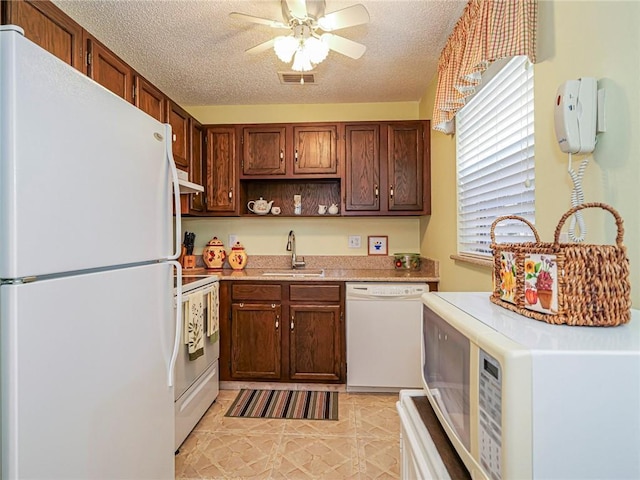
554,77,600,242
554,77,597,154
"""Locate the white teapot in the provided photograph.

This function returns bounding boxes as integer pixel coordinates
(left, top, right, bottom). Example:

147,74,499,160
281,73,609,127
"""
247,197,273,215
328,203,339,215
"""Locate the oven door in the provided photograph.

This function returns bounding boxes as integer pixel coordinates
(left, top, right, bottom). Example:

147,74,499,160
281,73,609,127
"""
397,390,471,480
174,282,220,401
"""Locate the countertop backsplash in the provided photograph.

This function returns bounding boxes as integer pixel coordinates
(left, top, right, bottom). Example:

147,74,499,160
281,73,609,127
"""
194,254,438,278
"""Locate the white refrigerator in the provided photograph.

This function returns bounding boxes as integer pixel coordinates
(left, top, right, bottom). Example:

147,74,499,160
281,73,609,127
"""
0,25,182,479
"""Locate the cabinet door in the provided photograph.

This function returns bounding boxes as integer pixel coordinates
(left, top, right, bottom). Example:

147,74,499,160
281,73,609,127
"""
387,122,424,211
189,120,205,213
205,127,237,214
2,0,83,70
167,101,190,170
289,304,342,382
134,76,166,122
231,303,282,379
86,36,133,102
242,126,286,176
293,124,338,175
345,124,380,212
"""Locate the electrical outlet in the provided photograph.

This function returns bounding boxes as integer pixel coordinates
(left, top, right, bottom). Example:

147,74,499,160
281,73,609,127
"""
348,235,361,248
229,234,238,246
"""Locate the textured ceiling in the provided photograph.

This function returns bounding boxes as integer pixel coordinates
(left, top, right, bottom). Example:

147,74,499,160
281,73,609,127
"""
52,0,467,107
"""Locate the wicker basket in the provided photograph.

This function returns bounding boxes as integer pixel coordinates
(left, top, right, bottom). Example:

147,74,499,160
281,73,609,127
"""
490,202,631,327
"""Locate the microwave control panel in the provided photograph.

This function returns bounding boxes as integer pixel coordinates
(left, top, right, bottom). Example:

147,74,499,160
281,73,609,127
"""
478,350,503,480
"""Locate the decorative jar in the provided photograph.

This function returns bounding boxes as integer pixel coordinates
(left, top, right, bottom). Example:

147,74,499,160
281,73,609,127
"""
202,236,226,269
228,241,248,270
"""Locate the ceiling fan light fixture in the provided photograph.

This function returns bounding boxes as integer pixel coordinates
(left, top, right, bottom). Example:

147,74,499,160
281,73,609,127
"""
274,35,298,62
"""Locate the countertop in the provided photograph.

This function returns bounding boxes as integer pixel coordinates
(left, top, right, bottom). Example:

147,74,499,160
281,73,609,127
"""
182,255,440,284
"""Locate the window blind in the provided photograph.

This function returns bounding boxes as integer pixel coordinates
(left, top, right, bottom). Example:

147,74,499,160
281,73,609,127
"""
456,55,535,258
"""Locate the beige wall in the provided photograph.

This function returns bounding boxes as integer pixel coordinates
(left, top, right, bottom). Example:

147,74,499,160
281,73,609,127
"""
419,0,640,305
182,102,424,257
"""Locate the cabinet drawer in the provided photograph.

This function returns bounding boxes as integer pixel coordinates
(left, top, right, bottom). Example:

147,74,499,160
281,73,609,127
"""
290,284,341,302
232,283,281,301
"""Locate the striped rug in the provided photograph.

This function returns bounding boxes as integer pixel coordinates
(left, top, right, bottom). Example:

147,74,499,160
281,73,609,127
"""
225,389,338,421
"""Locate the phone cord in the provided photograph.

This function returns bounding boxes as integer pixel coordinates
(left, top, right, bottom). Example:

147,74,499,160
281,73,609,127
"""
567,153,589,242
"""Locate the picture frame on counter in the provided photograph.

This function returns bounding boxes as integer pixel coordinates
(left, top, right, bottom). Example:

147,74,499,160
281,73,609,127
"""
368,236,388,256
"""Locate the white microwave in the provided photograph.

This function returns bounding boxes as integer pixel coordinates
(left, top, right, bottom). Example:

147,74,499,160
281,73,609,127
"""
421,292,640,480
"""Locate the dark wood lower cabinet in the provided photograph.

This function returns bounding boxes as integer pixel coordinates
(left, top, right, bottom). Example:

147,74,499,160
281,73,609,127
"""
231,302,282,379
289,304,342,382
221,281,345,383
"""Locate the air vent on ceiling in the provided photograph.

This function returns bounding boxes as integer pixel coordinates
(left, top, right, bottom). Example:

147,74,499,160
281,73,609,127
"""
278,72,317,85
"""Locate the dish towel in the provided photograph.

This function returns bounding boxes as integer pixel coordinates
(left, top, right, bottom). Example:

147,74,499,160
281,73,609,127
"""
207,283,220,344
185,290,204,361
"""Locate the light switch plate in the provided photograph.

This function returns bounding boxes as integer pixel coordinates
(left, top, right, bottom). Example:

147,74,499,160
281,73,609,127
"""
348,235,361,248
229,234,238,246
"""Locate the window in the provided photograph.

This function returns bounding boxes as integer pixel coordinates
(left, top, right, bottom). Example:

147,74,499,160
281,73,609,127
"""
456,55,535,259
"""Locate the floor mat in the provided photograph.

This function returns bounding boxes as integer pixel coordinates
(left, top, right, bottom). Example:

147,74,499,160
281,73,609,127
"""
225,389,338,420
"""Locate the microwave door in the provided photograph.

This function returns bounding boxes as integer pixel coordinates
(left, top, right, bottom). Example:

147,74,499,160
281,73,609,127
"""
423,305,471,450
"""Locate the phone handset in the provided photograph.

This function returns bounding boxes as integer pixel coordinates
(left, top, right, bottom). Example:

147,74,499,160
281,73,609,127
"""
554,77,597,154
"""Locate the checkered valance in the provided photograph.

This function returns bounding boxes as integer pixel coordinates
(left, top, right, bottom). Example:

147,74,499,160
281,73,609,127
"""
432,0,538,134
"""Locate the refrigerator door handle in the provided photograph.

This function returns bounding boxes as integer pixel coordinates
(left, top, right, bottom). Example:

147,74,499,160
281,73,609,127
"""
165,123,182,261
168,261,182,387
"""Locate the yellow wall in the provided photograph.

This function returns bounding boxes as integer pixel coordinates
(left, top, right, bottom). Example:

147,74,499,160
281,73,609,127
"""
184,217,421,257
186,102,419,124
419,0,640,305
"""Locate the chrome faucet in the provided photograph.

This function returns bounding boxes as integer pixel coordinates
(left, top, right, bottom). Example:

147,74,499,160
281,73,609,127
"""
286,230,306,269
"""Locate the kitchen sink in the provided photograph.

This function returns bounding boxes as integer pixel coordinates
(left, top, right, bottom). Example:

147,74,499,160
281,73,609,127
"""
261,269,325,278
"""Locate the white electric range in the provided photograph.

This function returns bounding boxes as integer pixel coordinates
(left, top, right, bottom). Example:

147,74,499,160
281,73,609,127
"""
174,274,219,451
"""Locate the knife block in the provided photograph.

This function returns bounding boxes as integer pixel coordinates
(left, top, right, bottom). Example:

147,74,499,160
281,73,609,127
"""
181,255,197,269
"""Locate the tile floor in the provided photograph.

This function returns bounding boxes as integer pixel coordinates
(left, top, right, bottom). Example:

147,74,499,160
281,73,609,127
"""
175,387,401,479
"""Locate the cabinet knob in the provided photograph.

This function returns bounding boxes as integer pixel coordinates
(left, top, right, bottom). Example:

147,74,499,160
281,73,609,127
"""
290,320,294,330
173,134,177,142
280,150,284,161
295,149,298,162
375,184,379,198
275,315,280,329
228,188,233,199
390,185,394,199
239,302,244,308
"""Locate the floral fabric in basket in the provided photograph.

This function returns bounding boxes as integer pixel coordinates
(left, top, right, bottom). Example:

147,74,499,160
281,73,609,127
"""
524,254,557,314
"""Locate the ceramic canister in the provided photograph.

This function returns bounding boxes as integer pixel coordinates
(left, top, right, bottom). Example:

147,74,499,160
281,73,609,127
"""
228,241,248,270
202,236,226,269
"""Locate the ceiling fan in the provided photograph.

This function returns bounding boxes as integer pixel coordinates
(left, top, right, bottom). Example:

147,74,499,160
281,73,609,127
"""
230,0,370,72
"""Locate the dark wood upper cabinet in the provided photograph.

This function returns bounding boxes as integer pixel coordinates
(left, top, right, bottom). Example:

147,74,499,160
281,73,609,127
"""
205,127,238,214
134,76,166,123
189,119,205,214
292,124,339,175
242,126,287,176
344,120,430,216
167,101,190,171
85,35,133,102
2,0,83,70
345,123,380,212
387,122,425,212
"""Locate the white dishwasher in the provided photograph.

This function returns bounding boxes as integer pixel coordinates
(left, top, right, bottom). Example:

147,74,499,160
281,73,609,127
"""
346,282,428,392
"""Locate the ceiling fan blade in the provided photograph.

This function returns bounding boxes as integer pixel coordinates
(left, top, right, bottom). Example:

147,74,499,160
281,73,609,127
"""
246,38,276,55
321,33,366,59
318,4,369,32
229,12,287,29
284,0,307,20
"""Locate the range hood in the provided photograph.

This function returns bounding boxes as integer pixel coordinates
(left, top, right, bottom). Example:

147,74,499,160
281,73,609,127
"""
177,169,204,194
